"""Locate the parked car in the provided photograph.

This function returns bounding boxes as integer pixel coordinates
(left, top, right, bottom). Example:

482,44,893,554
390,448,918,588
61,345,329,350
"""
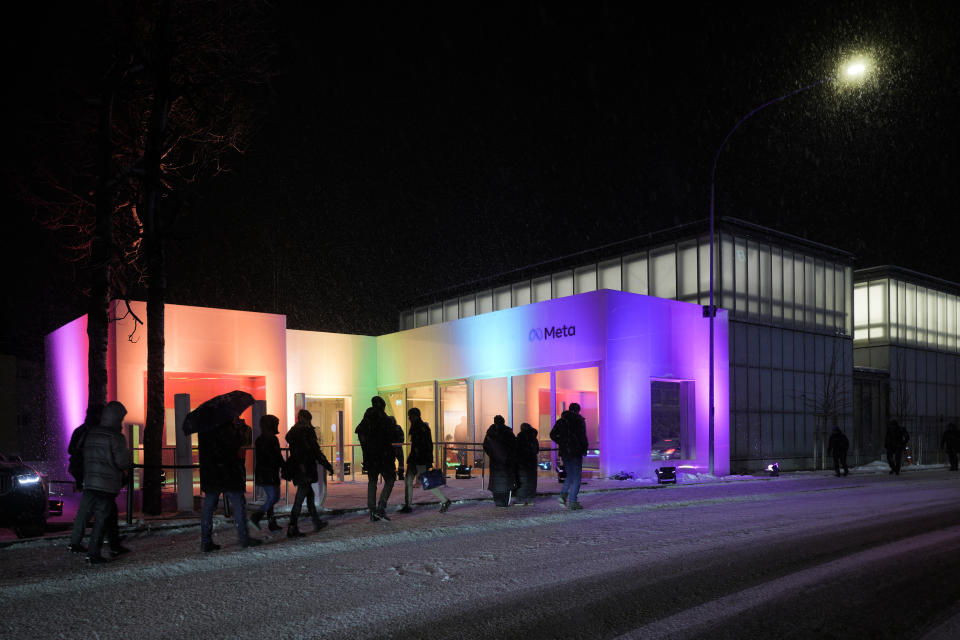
0,452,49,538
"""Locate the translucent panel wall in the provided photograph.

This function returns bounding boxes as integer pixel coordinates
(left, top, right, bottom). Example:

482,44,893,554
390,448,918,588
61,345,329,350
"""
402,232,853,339
862,277,960,353
730,326,852,468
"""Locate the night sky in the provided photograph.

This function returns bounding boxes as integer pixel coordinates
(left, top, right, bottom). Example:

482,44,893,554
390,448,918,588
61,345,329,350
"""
3,1,960,357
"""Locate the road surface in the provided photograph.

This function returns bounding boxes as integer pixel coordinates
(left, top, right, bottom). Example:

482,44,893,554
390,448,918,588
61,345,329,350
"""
2,470,959,639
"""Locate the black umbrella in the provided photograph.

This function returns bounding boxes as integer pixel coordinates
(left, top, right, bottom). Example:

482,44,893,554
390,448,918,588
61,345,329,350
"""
182,390,256,435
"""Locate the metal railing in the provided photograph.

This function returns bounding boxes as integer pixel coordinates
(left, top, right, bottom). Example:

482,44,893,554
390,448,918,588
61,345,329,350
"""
118,440,583,519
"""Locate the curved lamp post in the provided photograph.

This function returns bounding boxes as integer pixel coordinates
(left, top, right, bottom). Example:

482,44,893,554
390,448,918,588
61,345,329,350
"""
707,58,870,475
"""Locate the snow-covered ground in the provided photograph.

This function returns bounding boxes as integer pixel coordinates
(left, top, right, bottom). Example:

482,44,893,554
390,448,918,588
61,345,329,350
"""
2,467,960,639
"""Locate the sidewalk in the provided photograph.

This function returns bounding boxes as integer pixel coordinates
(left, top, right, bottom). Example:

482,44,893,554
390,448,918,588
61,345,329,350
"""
8,461,949,544
37,470,727,539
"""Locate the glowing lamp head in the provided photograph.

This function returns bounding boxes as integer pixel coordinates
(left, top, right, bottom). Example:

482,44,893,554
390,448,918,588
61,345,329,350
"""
845,62,867,77
837,54,873,85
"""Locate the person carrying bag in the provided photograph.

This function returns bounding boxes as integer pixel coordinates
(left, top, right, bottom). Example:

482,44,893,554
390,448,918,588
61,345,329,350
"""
399,407,452,513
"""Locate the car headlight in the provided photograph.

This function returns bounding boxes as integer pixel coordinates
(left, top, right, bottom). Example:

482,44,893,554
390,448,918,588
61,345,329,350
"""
15,473,41,485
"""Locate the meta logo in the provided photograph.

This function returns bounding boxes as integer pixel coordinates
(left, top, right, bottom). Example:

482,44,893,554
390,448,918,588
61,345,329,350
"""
528,324,576,341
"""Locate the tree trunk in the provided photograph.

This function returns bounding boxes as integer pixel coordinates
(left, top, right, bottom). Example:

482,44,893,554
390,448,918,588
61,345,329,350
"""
141,0,172,515
86,85,115,412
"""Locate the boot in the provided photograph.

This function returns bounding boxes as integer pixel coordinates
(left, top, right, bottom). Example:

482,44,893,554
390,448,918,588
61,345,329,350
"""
250,511,264,530
267,516,282,532
287,526,305,538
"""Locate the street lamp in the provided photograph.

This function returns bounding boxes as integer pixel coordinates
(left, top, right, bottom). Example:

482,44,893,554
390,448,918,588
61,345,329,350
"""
706,55,872,476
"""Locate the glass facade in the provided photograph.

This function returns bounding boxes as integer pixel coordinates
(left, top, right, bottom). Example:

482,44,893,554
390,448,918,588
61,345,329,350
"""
854,278,960,351
402,232,852,337
854,272,960,465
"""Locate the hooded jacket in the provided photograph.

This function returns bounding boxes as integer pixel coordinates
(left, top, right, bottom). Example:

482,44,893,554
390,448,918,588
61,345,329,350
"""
82,405,131,495
483,421,517,493
516,423,540,470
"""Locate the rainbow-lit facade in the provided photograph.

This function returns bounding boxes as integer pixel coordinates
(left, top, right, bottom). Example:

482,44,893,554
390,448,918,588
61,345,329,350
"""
45,289,729,478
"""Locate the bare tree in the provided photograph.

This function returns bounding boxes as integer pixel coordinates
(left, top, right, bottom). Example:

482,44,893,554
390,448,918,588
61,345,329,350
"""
24,0,275,512
803,336,852,469
130,0,276,514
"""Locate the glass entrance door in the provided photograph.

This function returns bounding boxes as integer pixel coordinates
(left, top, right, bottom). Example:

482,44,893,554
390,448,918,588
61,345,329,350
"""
440,380,468,467
303,396,346,479
556,367,600,470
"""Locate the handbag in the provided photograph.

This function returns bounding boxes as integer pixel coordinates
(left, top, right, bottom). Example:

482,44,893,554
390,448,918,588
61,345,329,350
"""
419,468,446,490
280,457,294,481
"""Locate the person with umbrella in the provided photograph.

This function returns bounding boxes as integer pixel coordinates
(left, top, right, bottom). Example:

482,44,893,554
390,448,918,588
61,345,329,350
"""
185,390,262,551
284,410,332,537
197,416,262,551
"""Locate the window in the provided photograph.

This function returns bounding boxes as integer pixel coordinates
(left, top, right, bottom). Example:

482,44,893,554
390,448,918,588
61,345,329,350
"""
651,380,695,461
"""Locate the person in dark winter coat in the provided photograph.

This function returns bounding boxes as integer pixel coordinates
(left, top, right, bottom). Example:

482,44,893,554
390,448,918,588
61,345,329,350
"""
199,416,261,551
483,415,517,507
67,404,105,554
550,403,589,510
826,423,850,477
515,422,540,505
941,423,960,471
391,416,405,478
885,419,910,475
76,401,131,563
399,407,451,513
285,410,333,537
251,414,284,532
354,396,397,521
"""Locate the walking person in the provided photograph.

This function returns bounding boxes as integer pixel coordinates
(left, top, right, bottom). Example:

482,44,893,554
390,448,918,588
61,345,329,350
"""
285,410,332,537
251,414,283,532
199,416,262,551
827,422,849,477
76,401,132,564
515,422,540,505
941,422,960,471
67,403,103,554
483,415,517,508
550,402,589,510
885,419,910,475
355,396,397,521
398,407,451,514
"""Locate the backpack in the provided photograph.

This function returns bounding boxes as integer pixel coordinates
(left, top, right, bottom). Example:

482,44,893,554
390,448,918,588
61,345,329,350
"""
68,429,89,489
550,417,569,449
